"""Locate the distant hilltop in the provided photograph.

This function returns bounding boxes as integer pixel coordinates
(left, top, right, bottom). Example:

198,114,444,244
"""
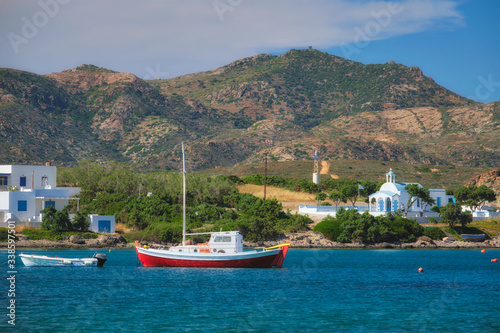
0,48,498,170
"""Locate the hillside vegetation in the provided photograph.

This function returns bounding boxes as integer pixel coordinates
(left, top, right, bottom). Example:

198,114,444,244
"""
0,49,499,170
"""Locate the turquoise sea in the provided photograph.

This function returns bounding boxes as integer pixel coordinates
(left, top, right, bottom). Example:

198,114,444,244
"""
2,248,499,332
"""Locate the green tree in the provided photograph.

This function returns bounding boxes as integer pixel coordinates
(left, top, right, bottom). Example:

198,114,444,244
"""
329,189,346,210
454,185,496,211
404,184,435,217
341,184,358,207
440,202,473,227
41,206,72,232
72,210,90,232
315,192,327,208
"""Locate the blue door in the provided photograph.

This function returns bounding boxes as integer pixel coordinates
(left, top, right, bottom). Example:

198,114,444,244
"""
393,200,399,212
378,199,384,212
98,220,111,233
436,197,441,207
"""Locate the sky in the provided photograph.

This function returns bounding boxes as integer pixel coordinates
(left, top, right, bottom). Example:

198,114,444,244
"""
1,0,499,103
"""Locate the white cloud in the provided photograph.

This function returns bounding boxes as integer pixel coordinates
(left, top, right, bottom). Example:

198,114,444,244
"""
0,0,463,78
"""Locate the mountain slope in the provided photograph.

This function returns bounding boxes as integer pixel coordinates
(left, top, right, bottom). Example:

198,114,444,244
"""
0,49,498,170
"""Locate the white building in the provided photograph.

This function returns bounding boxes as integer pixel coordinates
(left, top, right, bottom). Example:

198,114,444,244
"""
368,169,454,213
0,164,81,224
89,214,115,233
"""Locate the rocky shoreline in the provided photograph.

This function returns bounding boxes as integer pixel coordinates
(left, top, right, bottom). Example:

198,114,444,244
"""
3,233,500,250
254,232,500,249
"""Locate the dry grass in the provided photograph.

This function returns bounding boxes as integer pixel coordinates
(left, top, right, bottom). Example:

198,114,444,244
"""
14,224,30,233
115,223,133,234
237,184,316,203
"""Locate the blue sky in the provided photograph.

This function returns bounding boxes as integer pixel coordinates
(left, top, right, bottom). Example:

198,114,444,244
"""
1,0,499,103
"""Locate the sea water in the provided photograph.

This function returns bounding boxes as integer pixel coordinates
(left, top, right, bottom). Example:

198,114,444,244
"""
2,248,499,332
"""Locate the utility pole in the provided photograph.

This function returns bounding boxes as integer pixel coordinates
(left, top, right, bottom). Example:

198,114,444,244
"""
264,153,267,200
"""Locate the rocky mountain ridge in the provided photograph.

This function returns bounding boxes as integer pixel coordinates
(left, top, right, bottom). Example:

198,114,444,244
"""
0,49,498,170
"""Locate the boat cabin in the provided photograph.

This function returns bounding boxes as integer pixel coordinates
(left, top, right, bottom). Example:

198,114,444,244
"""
168,231,244,254
208,231,243,253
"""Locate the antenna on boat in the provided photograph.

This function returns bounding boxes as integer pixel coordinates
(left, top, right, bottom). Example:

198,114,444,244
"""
182,142,186,246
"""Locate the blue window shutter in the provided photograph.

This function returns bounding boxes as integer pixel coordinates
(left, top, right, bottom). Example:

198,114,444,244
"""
18,200,27,211
20,176,26,187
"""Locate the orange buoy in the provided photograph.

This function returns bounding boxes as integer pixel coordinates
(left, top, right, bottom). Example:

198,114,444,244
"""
492,259,498,263
481,249,486,253
418,267,424,273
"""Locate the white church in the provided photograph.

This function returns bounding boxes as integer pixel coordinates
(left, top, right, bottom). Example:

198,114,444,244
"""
368,168,454,214
300,168,455,218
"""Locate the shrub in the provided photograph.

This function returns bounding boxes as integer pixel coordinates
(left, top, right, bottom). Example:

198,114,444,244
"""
21,229,97,241
0,227,15,242
314,217,343,241
41,206,72,232
313,207,424,243
72,210,91,232
423,226,446,240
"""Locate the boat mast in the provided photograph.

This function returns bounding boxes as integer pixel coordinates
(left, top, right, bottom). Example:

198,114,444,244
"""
182,142,186,246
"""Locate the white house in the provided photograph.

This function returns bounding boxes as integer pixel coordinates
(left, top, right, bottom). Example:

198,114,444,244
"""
0,164,81,224
368,169,455,213
89,214,116,233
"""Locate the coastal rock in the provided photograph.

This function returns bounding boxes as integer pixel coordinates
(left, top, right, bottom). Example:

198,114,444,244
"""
442,237,456,243
419,236,432,242
69,235,85,244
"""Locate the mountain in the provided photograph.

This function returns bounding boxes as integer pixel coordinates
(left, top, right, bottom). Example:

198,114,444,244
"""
0,49,498,171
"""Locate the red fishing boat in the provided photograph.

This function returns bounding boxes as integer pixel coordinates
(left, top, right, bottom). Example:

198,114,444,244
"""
135,143,290,268
135,232,289,268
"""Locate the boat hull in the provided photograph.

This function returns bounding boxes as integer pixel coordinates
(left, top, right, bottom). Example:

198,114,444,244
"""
20,254,98,267
461,234,486,242
136,246,289,268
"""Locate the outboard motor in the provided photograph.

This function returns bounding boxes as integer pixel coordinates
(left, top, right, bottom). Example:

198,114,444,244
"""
94,253,107,267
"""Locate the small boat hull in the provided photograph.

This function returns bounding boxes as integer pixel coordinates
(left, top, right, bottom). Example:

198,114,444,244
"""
136,245,289,268
461,234,486,242
20,253,106,267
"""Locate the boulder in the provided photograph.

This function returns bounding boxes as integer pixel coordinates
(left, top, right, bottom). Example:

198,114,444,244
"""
442,237,455,243
419,236,432,242
69,235,85,244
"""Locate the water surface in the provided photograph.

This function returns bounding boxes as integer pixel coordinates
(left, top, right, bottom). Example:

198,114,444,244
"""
2,248,499,332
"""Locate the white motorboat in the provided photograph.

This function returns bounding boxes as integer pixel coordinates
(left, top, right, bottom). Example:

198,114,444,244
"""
19,253,107,267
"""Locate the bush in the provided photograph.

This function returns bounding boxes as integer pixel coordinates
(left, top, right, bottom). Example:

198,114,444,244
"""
423,226,446,240
313,207,424,243
154,223,183,243
0,227,15,242
72,210,91,232
41,206,72,232
21,229,97,241
314,217,343,241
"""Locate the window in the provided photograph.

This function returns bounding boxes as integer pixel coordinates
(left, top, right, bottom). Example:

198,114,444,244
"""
20,176,26,187
18,200,27,212
0,176,7,186
41,176,48,187
214,236,232,242
45,201,55,209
